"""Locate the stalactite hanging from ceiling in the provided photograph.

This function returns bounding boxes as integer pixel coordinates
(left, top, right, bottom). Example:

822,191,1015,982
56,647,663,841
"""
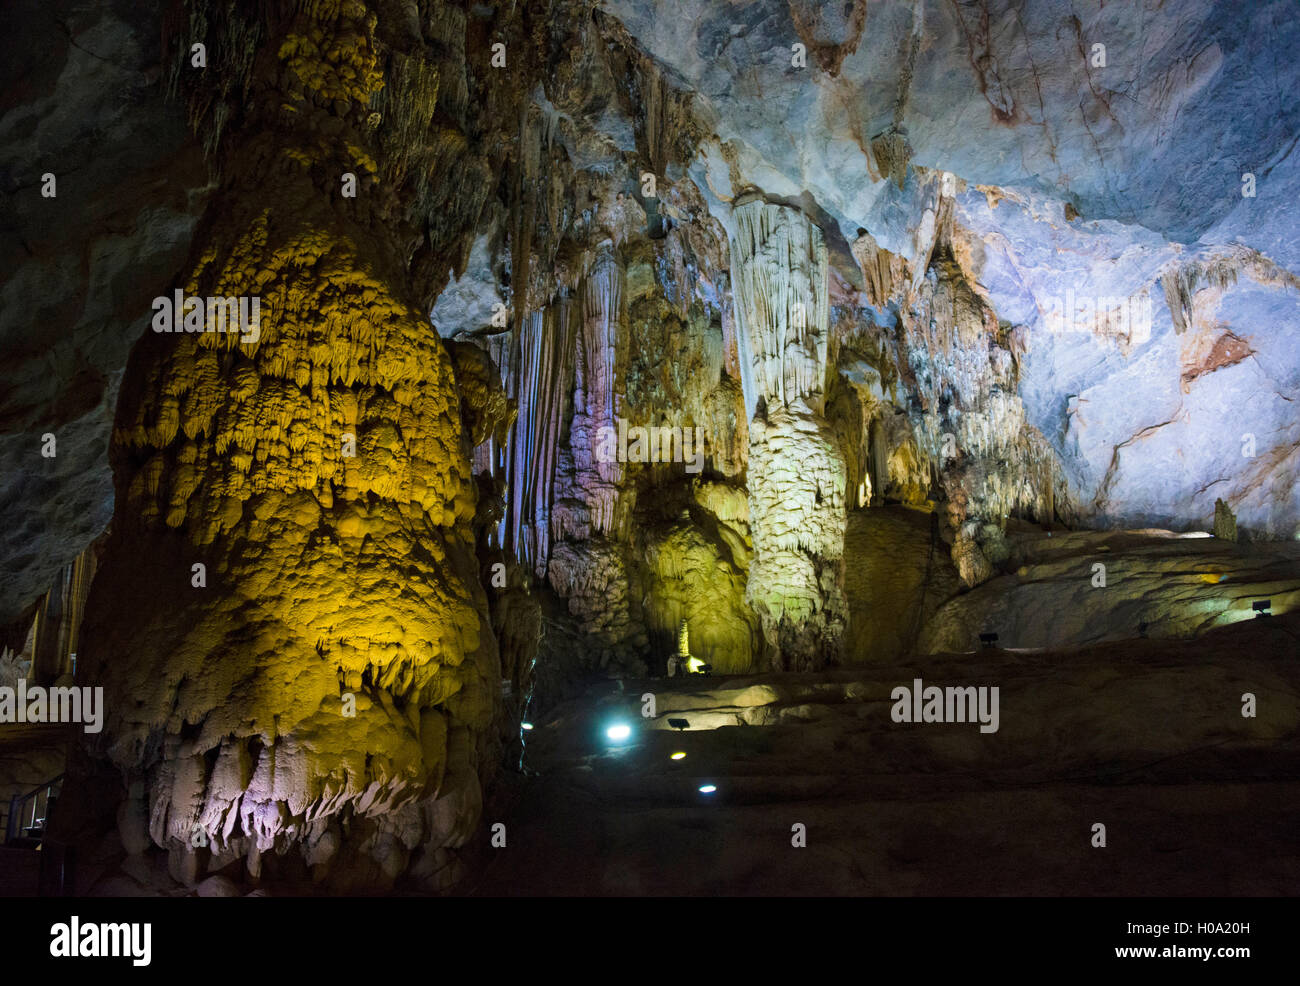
577,245,626,495
504,299,577,575
894,245,1061,584
730,199,831,417
543,248,643,671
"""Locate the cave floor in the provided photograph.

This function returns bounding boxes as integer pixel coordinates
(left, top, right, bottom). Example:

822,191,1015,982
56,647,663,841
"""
469,615,1300,896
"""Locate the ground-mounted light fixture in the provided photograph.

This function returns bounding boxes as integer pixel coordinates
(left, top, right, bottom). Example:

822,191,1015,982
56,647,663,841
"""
670,752,686,761
1253,599,1272,618
521,722,534,731
979,632,999,649
698,784,717,794
605,722,632,742
667,717,690,731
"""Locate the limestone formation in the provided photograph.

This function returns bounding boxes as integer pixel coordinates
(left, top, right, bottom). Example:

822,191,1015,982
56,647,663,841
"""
63,0,502,892
0,2,208,626
3,0,1300,900
1213,498,1238,542
731,201,846,670
920,528,1300,653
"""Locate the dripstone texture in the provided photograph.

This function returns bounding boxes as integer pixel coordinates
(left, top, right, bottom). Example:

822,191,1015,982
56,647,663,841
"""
67,0,499,892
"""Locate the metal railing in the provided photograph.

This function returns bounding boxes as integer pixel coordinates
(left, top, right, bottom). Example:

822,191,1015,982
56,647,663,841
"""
4,775,63,845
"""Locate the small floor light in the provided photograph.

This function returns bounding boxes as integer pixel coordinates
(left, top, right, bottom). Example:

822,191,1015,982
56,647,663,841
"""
668,717,690,731
606,723,632,742
1253,599,1272,618
670,752,686,761
698,784,716,794
521,722,534,730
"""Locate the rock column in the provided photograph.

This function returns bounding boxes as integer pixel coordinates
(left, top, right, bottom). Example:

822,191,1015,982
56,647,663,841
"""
730,201,846,670
69,1,496,891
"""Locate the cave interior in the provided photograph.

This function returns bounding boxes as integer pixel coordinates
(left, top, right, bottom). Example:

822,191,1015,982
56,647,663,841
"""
1,0,1299,897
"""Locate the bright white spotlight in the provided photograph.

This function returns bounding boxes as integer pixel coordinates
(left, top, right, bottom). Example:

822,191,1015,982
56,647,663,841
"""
698,784,716,794
670,752,686,761
521,722,534,731
606,723,632,742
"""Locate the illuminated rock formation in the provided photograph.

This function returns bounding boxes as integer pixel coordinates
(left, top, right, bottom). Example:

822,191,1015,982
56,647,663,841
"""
642,479,756,674
730,200,846,670
608,0,1300,539
900,235,1058,586
68,0,498,892
569,245,629,525
919,528,1300,653
20,540,100,686
504,302,577,574
1213,498,1239,543
546,250,641,664
4,0,1300,900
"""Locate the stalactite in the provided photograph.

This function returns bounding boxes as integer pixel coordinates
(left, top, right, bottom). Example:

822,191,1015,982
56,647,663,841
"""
890,245,1059,582
537,248,647,670
1158,248,1273,338
544,247,634,547
579,246,625,490
851,230,907,310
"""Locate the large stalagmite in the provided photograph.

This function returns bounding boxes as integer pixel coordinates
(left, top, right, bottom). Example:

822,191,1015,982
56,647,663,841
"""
63,1,497,891
730,200,846,670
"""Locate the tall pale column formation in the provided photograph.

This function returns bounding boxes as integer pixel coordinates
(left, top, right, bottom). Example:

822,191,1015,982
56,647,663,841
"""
548,246,641,669
730,200,847,670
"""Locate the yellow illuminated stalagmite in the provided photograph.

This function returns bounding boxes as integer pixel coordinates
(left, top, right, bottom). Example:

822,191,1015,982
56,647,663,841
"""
674,619,705,674
70,1,499,891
